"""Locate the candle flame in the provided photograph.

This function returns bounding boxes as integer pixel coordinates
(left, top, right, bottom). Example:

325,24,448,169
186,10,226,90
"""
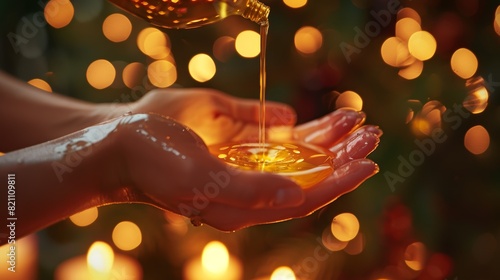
201,241,229,274
87,241,114,276
270,266,296,280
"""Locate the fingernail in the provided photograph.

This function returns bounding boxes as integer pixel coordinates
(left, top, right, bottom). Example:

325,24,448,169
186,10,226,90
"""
366,125,383,137
346,132,379,159
272,187,304,207
355,111,366,126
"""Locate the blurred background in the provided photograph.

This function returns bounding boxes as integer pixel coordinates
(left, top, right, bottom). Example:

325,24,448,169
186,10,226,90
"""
1,0,500,279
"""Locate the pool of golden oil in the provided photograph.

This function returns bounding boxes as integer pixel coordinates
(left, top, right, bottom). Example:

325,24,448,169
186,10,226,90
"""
209,20,334,188
208,142,333,188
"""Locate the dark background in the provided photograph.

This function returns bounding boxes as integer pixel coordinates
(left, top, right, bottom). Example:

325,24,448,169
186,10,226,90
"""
1,0,499,279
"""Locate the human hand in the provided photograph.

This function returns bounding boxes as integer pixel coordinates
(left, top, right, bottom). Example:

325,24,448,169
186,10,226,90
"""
196,108,381,228
126,88,296,145
110,107,380,231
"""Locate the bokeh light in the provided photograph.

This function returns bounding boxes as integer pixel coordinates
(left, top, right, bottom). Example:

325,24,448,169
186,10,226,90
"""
294,26,323,54
398,59,423,80
425,253,453,279
404,242,426,271
495,6,500,36
450,48,478,79
396,18,421,42
164,211,188,235
397,7,421,25
270,266,296,280
344,232,364,255
322,227,349,251
380,37,411,67
102,13,132,43
44,0,74,29
201,241,229,274
406,108,415,124
137,27,171,59
283,0,307,9
86,59,116,89
147,60,177,88
112,221,142,251
188,53,216,82
463,86,488,114
330,213,360,242
464,125,490,155
408,31,437,61
213,36,235,62
122,62,146,89
27,78,52,92
472,232,498,264
235,30,260,58
69,207,98,227
412,101,445,136
335,90,363,110
87,241,114,275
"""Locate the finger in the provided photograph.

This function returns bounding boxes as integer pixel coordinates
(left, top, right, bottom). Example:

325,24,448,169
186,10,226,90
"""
220,170,306,208
328,125,381,151
329,126,382,168
190,158,306,209
199,159,378,231
293,109,366,146
294,159,379,213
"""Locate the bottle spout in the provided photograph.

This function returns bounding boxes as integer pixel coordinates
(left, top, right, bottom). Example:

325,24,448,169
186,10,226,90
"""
242,0,270,25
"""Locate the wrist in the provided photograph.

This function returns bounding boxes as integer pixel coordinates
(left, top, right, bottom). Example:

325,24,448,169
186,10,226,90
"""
89,102,133,124
81,117,133,204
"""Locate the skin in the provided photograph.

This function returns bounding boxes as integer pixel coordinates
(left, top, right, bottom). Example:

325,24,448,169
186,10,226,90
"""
0,71,381,244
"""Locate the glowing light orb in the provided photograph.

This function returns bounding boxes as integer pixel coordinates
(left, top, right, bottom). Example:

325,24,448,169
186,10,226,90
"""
137,27,171,59
87,241,114,276
270,266,296,280
122,62,146,89
201,241,229,274
405,242,426,271
330,213,360,242
86,59,116,89
189,53,216,82
147,60,177,88
28,78,52,92
398,60,423,80
396,17,421,42
294,26,323,54
69,207,98,227
408,31,436,61
450,48,478,79
103,13,132,43
45,0,74,29
283,0,307,9
464,125,490,155
235,30,260,58
112,221,142,251
381,37,411,67
335,90,363,111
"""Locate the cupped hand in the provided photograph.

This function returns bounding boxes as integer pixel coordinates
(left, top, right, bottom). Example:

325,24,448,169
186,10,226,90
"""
177,108,382,230
115,89,381,231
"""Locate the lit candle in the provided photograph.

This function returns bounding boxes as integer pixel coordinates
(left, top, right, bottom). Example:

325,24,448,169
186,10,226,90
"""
184,241,242,280
0,234,38,279
55,241,142,280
